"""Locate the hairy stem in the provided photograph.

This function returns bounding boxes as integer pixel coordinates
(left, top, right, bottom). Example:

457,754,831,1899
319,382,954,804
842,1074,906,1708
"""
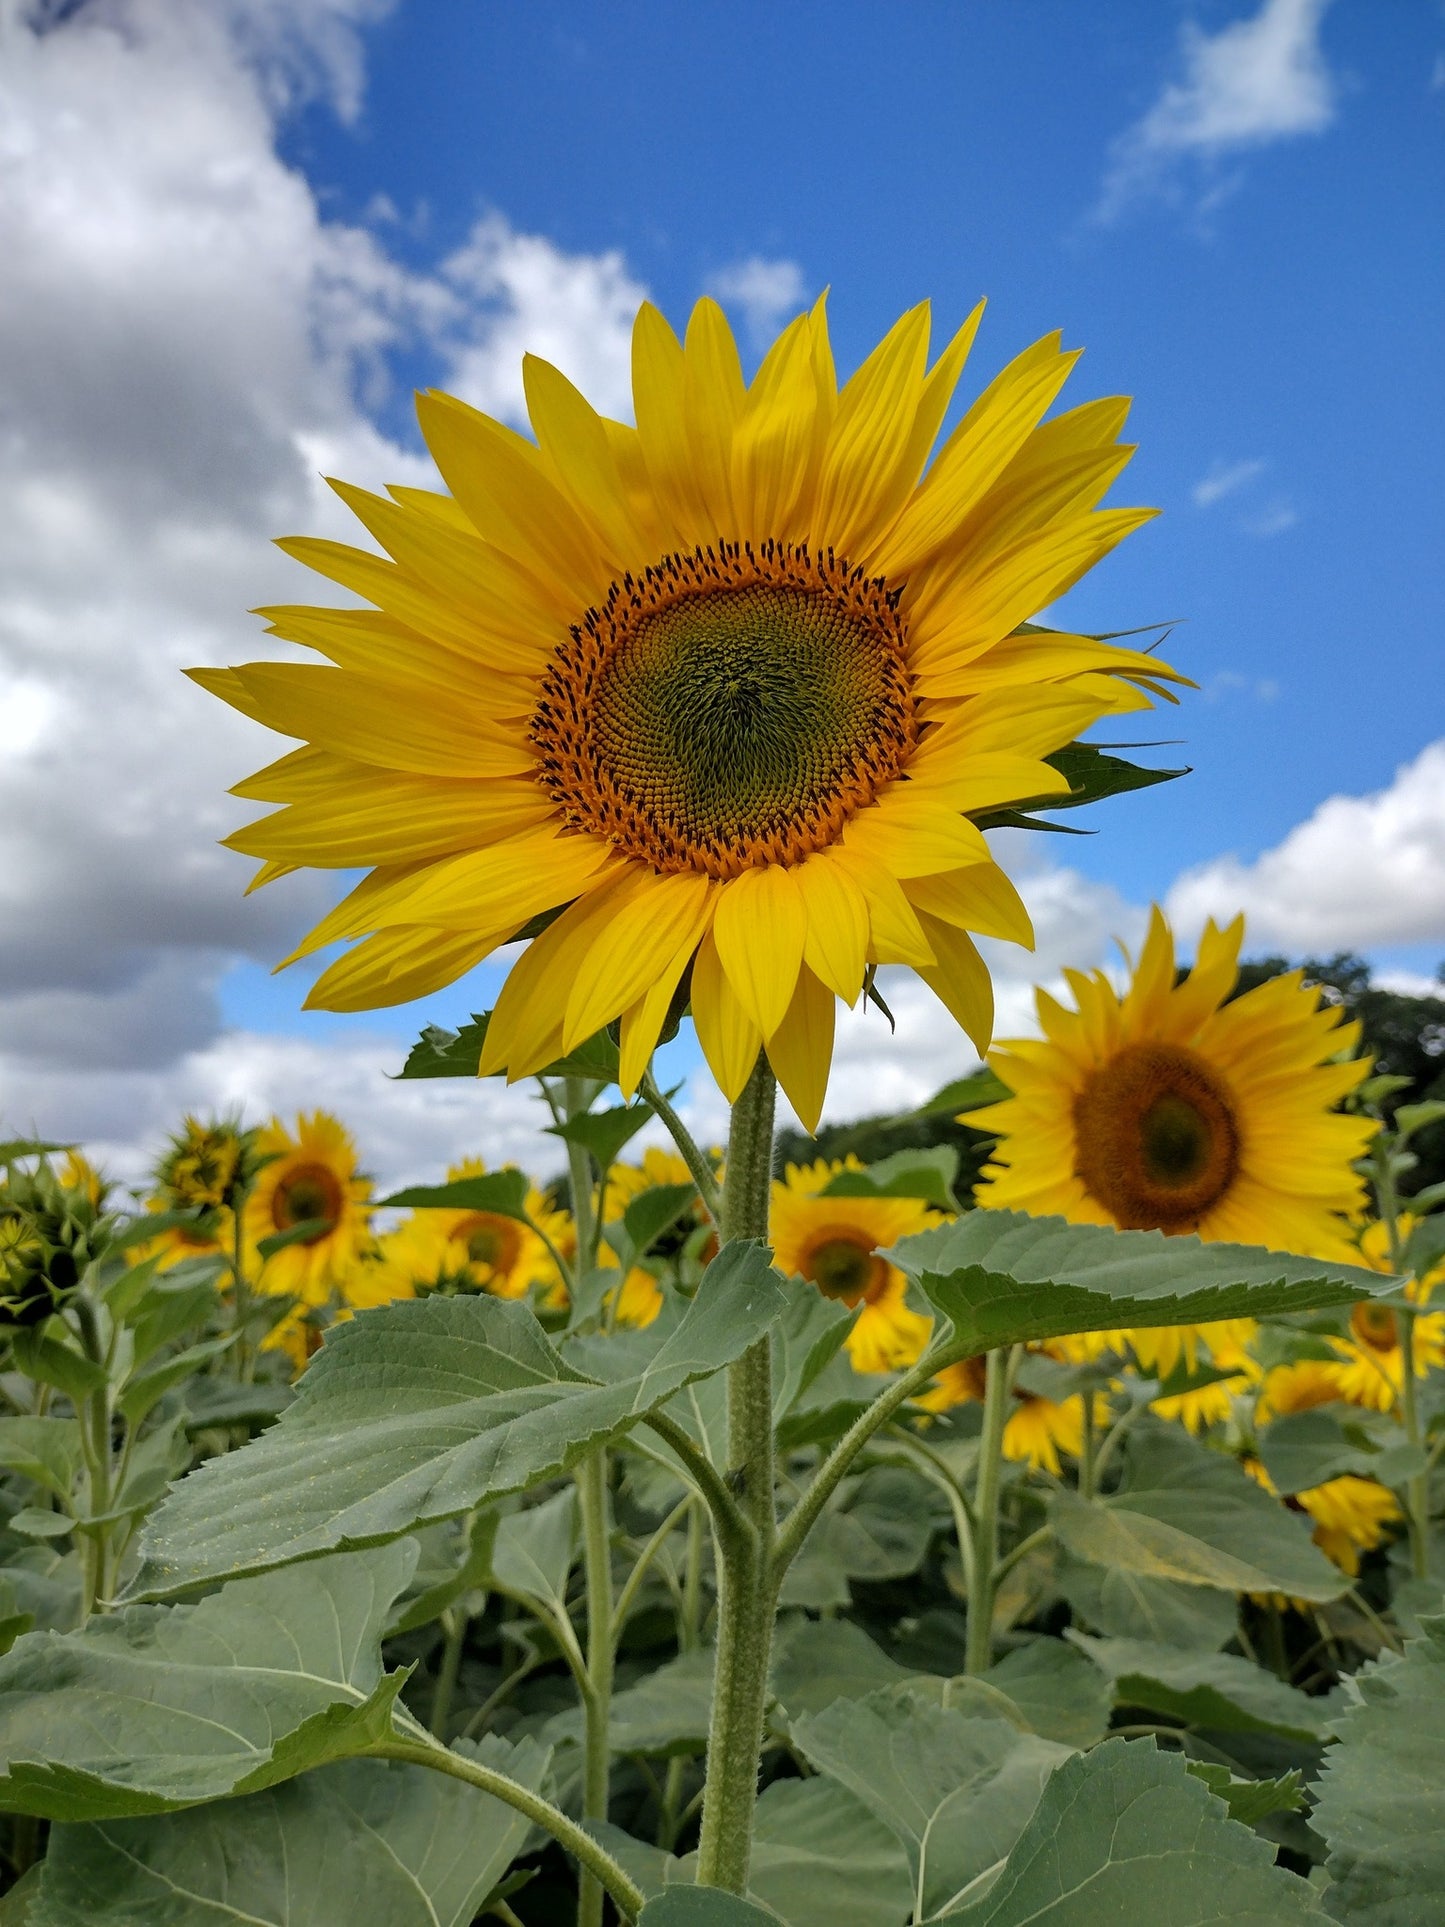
965,1346,1019,1676
429,1607,467,1739
695,1053,777,1894
576,1448,614,1927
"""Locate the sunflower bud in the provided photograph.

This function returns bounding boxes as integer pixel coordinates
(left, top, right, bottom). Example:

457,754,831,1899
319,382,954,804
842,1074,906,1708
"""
0,1161,110,1329
154,1115,262,1215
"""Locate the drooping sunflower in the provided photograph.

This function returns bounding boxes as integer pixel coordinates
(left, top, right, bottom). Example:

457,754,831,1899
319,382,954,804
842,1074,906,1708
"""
965,907,1373,1258
244,1111,373,1304
194,298,1185,1129
770,1157,935,1373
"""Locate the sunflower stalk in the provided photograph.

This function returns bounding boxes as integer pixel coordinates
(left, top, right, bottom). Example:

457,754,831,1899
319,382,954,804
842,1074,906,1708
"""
72,1293,116,1622
965,1344,1023,1675
575,1446,614,1927
695,1052,778,1894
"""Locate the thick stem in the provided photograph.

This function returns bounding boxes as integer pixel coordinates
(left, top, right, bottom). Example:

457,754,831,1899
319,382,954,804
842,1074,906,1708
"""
73,1296,113,1621
965,1346,1017,1676
1398,1311,1430,1581
695,1053,777,1895
382,1732,644,1923
577,1448,614,1927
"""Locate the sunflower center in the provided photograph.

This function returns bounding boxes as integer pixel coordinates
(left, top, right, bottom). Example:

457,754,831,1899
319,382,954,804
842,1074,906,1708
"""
531,540,917,878
271,1161,342,1240
460,1214,522,1275
805,1232,888,1306
1351,1302,1398,1353
1072,1041,1241,1232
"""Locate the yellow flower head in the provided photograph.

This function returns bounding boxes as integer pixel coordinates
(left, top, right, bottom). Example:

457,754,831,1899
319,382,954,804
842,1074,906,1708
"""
1327,1297,1445,1412
770,1158,935,1373
387,1157,566,1302
59,1150,108,1212
1254,1358,1346,1423
195,298,1185,1129
920,1346,1101,1474
156,1116,249,1213
1356,1213,1445,1304
1242,1456,1401,1581
966,907,1373,1257
245,1111,372,1305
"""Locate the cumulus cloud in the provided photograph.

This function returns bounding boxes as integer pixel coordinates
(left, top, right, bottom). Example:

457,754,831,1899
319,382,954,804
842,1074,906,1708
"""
706,256,809,347
1095,0,1338,223
1167,739,1445,952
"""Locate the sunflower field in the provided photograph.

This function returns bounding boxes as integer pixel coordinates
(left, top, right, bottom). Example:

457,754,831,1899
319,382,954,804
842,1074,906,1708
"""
1,298,1443,1926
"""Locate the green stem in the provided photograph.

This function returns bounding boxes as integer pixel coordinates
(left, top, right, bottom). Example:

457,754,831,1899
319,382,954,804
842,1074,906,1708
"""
577,1448,614,1927
613,1495,691,1641
382,1732,644,1923
564,1076,600,1282
230,1200,254,1384
1398,1310,1430,1581
965,1346,1017,1676
429,1607,467,1739
73,1296,113,1621
1078,1392,1097,1502
641,1071,723,1226
695,1052,777,1895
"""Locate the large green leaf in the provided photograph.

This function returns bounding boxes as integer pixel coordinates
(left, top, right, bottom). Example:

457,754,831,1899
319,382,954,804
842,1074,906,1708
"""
769,1617,916,1724
746,1777,912,1927
793,1693,1070,1920
1256,1408,1419,1497
1055,1552,1239,1650
639,1894,782,1926
1049,1428,1346,1604
942,1736,1323,1922
1069,1635,1334,1742
890,1211,1390,1355
823,1145,961,1212
488,1487,579,1624
550,1648,715,1758
1311,1613,1445,1925
27,1738,547,1927
129,1241,786,1599
0,1421,84,1505
378,1170,530,1219
922,1641,1112,1750
0,1544,417,1819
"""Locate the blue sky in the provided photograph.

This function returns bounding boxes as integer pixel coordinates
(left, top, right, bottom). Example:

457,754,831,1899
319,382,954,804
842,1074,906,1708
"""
2,0,1442,1180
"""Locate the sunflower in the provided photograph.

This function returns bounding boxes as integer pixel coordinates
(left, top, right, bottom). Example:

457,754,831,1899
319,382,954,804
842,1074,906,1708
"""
1243,1458,1401,1579
244,1111,373,1304
1125,1318,1259,1434
385,1158,567,1302
58,1150,108,1211
965,907,1373,1257
1326,1298,1445,1413
1356,1213,1445,1302
770,1157,935,1372
920,1346,1103,1474
194,298,1185,1130
1254,1358,1346,1423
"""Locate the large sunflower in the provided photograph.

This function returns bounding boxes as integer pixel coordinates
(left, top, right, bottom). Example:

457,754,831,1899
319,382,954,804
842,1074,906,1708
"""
770,1157,935,1372
244,1111,373,1303
965,907,1373,1258
194,298,1183,1128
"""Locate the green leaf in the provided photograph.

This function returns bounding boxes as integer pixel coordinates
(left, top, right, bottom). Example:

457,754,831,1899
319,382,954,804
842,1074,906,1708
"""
793,1693,1070,1921
256,1217,332,1260
7,1512,71,1542
117,1337,234,1427
1311,1612,1445,1925
956,1640,1112,1750
941,1736,1323,1922
746,1776,912,1927
1257,1408,1391,1496
180,1375,292,1432
0,1544,418,1819
28,1738,548,1927
1404,1210,1445,1281
1049,1428,1346,1603
548,1101,653,1172
1055,1553,1241,1650
971,744,1189,837
489,1487,579,1624
891,1210,1392,1355
396,1014,492,1079
378,1169,531,1219
0,1141,73,1165
916,1069,1011,1119
824,1145,961,1212
616,1183,702,1264
7,1332,105,1404
1185,1761,1305,1827
551,1647,715,1758
769,1617,917,1724
639,1892,784,1925
0,1420,83,1504
387,1511,498,1637
1394,1101,1445,1143
1069,1635,1333,1742
129,1241,787,1599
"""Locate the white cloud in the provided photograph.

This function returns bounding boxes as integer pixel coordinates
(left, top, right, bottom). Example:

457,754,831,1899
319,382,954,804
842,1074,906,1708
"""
1241,498,1299,536
1167,739,1445,953
706,256,809,348
1096,0,1337,222
1192,457,1266,507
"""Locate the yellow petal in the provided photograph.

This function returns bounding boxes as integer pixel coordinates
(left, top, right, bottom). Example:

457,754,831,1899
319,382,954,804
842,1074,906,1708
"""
691,928,763,1102
828,847,936,967
711,865,808,1039
618,940,696,1098
523,353,651,564
876,334,1081,576
481,869,641,1079
633,301,716,548
563,869,714,1050
812,300,931,556
682,297,746,534
905,742,1072,817
767,964,835,1134
730,310,826,544
225,772,552,868
306,926,494,1012
844,791,990,878
916,913,994,1055
795,851,870,1002
367,826,619,935
905,864,1035,948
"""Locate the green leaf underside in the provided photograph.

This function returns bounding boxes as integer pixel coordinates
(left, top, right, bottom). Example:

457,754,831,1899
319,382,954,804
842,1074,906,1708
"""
378,1170,530,1219
128,1241,787,1600
1050,1430,1346,1603
27,1739,547,1927
0,1544,417,1819
793,1693,1071,1921
1310,1613,1445,1925
1054,1554,1240,1650
892,1210,1391,1356
396,1011,620,1084
940,1737,1322,1923
1069,1635,1333,1742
